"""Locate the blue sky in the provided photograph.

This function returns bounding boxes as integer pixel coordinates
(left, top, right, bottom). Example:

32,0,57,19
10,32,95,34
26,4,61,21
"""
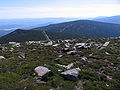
0,0,120,19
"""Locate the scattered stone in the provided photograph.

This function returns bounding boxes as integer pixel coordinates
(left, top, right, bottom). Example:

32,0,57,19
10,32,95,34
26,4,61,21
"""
61,68,81,81
58,70,62,72
54,58,61,61
19,78,28,83
44,41,53,46
9,42,21,47
53,44,59,47
0,47,7,50
64,40,71,43
18,52,26,59
35,66,51,77
6,70,12,73
26,41,41,44
105,52,110,55
62,48,70,53
8,57,15,59
9,48,14,52
74,81,83,90
36,80,46,84
106,84,109,87
58,55,63,58
81,57,88,61
67,51,77,55
117,57,120,60
57,63,74,69
75,43,86,49
106,76,112,80
103,42,110,47
75,43,85,47
89,53,93,56
100,41,110,50
23,87,27,90
65,44,70,48
9,42,17,44
14,43,20,47
0,56,5,60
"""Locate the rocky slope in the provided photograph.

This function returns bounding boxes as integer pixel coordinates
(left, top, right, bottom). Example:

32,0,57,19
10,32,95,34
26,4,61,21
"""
0,37,120,90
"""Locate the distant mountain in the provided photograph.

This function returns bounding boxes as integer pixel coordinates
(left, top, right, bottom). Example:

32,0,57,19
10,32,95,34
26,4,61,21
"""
0,18,81,36
94,15,120,24
0,18,80,30
0,20,120,43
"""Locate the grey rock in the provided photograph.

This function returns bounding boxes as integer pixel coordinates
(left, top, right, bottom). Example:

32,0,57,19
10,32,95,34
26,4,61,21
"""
54,58,61,61
44,41,53,46
67,51,77,55
62,48,70,53
103,42,110,47
81,57,88,61
57,63,74,69
58,55,63,58
0,47,7,50
117,57,120,60
61,68,81,81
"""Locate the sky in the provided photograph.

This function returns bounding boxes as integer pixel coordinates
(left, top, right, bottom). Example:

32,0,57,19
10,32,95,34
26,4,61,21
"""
0,0,120,19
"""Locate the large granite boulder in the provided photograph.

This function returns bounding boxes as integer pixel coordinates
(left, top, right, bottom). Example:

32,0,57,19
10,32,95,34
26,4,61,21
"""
61,68,81,81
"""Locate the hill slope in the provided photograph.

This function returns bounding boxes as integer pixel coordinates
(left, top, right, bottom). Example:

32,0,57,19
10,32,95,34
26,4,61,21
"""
0,20,120,43
33,20,120,38
0,29,82,43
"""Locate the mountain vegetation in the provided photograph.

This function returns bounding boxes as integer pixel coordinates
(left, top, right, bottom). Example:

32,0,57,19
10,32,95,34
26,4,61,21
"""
0,37,120,90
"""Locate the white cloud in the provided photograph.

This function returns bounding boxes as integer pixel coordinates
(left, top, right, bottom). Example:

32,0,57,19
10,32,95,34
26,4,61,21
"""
0,4,120,19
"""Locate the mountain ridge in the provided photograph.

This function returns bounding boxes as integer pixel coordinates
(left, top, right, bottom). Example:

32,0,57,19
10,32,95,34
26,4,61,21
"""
0,20,120,43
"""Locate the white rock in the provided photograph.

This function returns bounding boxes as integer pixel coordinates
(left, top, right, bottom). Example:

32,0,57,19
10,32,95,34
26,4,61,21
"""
53,44,59,47
105,52,110,55
9,42,16,44
35,66,51,77
0,56,5,59
65,44,70,48
67,51,77,55
75,43,85,47
58,55,63,58
64,40,71,43
44,41,53,46
103,42,110,47
12,43,21,47
81,57,88,61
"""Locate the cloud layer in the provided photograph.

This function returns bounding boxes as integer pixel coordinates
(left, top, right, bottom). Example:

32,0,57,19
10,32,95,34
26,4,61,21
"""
0,4,120,19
